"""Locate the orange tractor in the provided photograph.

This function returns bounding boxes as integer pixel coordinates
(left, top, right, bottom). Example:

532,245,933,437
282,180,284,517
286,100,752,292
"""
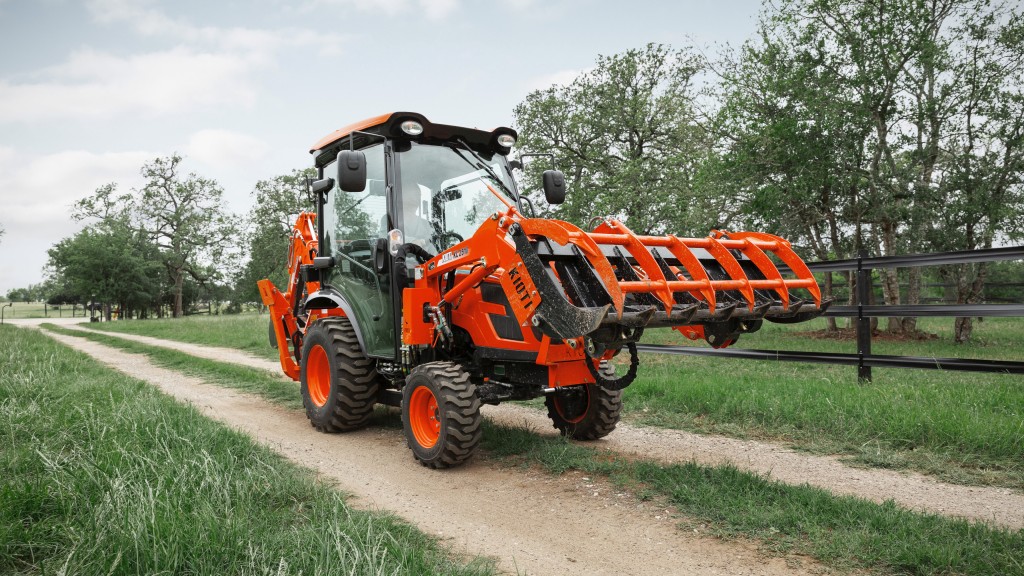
259,112,826,468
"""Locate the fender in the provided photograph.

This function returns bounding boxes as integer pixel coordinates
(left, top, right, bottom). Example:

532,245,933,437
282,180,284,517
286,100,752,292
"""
304,288,369,355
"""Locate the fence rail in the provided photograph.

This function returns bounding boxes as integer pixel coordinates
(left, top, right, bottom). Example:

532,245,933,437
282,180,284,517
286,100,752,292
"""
641,245,1024,382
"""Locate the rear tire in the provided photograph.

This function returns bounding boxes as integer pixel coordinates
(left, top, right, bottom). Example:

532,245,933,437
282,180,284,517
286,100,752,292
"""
402,361,481,469
268,319,278,349
546,362,622,440
300,317,378,432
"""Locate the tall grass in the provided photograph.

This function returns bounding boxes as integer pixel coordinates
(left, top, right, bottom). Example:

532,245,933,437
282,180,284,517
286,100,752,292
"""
0,325,492,575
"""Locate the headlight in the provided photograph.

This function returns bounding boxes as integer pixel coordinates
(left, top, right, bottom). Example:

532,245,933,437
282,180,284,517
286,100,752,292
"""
497,134,515,148
401,120,424,136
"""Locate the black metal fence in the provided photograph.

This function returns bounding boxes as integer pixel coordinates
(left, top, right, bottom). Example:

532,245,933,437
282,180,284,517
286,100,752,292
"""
636,245,1024,381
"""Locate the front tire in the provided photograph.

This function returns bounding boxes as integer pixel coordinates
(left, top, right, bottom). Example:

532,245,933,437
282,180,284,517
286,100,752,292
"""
300,317,379,432
546,362,622,440
402,362,481,469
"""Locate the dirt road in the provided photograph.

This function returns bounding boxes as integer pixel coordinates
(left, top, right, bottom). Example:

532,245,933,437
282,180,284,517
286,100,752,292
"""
61,323,1024,531
41,327,828,575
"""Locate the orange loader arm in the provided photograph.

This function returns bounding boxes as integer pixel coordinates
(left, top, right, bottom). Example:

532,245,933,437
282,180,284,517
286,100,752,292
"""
403,202,826,357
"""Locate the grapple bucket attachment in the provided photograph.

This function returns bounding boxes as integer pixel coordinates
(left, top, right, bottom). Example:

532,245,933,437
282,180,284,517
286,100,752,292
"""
516,218,828,346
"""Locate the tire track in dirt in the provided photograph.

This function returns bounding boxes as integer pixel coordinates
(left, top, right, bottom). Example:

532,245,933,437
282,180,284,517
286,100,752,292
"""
41,328,818,576
62,323,1024,531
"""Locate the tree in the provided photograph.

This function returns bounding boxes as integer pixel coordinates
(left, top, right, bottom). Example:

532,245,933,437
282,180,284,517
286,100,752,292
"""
928,5,1024,341
710,17,873,329
46,222,163,318
136,155,237,318
235,169,314,306
714,0,1022,340
513,43,712,234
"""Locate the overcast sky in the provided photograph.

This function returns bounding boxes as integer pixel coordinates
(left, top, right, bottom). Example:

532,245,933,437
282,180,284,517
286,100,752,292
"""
0,0,764,294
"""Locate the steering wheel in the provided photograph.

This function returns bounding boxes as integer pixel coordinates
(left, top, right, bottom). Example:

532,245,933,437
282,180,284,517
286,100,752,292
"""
433,231,465,250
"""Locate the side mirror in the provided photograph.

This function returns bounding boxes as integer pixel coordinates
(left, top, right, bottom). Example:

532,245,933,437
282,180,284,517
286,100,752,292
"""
542,170,566,205
337,150,367,192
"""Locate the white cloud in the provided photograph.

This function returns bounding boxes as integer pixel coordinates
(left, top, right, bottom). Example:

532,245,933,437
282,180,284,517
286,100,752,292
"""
419,0,459,20
86,0,348,55
0,148,156,292
0,1,352,124
185,129,270,168
304,0,460,20
0,47,257,123
522,68,586,93
504,0,538,10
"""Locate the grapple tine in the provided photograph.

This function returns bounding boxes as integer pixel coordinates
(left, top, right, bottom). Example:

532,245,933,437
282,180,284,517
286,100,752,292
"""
728,231,822,308
664,235,717,309
594,219,676,313
704,234,757,310
735,236,790,310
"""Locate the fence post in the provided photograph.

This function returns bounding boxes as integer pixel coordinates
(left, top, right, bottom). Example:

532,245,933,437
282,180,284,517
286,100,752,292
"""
856,250,873,382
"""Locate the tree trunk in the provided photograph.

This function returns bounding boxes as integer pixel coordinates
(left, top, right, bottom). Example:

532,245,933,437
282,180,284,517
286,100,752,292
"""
824,271,838,331
953,262,988,344
173,269,185,318
876,224,902,333
901,267,922,333
953,316,974,343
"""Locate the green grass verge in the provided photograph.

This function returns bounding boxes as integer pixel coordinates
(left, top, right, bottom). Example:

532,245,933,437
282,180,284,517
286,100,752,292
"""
627,317,1024,489
481,422,1024,576
45,323,302,410
86,313,279,361
1,324,493,575
39,324,1024,575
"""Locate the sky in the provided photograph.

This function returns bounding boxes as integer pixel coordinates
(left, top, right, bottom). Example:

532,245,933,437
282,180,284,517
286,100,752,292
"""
0,0,764,294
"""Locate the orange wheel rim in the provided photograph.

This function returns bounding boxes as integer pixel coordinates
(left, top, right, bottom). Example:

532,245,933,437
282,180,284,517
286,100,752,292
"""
307,345,331,407
409,386,440,448
555,388,589,424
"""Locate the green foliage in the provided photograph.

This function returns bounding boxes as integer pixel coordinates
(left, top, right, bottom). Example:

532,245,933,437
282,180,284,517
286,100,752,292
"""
51,157,238,319
513,43,714,234
137,154,238,317
47,220,163,314
235,169,314,305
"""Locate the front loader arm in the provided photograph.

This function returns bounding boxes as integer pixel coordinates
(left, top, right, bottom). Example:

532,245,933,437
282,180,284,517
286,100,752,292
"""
403,204,828,351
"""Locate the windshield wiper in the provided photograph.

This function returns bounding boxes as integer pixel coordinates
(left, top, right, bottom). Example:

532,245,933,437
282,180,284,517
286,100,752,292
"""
447,138,519,203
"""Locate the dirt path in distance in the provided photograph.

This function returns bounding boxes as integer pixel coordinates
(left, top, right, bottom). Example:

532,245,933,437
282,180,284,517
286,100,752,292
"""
63,323,1024,530
42,328,822,576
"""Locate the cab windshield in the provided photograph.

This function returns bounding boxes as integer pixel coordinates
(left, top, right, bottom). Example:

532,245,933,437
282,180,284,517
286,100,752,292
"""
396,142,518,252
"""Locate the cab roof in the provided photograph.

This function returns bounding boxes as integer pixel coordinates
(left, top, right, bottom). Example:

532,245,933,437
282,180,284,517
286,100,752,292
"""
310,112,517,166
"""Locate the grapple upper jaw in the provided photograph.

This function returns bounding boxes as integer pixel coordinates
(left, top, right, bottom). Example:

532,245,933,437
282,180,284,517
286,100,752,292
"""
510,224,610,340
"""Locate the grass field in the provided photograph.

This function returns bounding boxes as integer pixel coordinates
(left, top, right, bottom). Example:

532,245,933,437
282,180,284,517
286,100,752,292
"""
0,301,89,320
43,324,1024,576
89,313,279,360
0,324,492,575
85,313,1024,489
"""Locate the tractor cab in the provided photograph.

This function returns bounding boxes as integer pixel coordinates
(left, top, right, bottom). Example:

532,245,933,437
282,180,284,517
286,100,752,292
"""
307,112,532,360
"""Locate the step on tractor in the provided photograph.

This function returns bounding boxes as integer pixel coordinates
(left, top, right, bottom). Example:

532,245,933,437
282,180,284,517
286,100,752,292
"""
259,112,828,468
